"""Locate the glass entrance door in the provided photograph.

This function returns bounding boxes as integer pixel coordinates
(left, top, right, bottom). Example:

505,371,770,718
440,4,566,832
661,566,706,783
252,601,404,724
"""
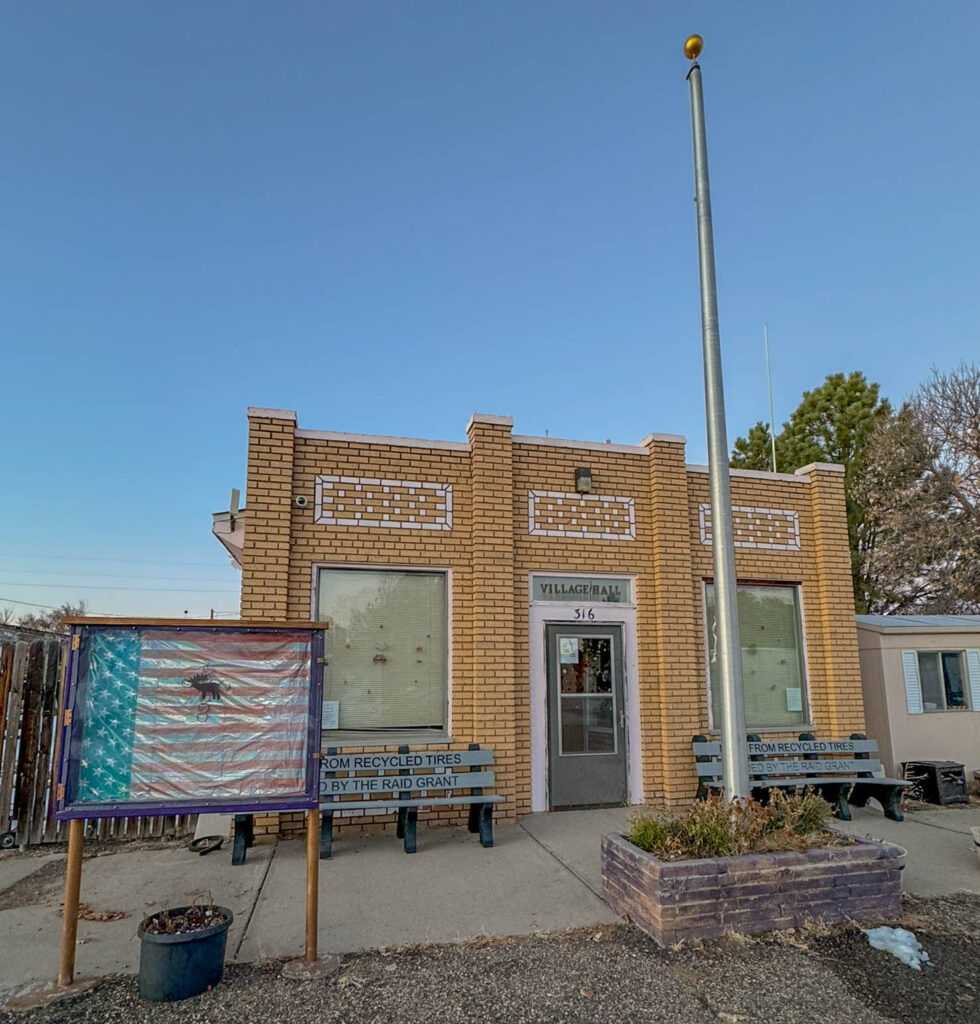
545,623,627,808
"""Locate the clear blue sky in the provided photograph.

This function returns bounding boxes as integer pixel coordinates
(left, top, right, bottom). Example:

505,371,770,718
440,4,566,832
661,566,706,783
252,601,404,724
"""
2,2,978,620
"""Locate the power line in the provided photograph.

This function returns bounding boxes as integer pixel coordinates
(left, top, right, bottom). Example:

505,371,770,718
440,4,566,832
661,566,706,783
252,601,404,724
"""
0,598,241,619
0,568,234,583
0,582,238,593
0,596,111,614
0,553,230,568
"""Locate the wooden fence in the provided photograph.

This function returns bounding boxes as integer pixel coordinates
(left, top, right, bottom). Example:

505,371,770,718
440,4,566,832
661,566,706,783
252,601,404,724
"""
0,625,196,846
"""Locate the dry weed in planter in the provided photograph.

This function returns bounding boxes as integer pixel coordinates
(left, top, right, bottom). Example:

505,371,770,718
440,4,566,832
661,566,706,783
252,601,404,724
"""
627,791,846,861
141,902,229,936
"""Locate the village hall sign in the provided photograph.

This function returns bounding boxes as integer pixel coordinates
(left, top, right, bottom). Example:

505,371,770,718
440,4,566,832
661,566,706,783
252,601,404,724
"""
532,575,631,604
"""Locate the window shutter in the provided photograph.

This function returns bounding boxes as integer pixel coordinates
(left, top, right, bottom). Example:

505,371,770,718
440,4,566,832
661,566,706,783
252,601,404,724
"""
965,649,980,711
901,650,923,714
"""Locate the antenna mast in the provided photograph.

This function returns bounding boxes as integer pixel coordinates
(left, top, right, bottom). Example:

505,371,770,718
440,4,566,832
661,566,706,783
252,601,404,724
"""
764,323,777,473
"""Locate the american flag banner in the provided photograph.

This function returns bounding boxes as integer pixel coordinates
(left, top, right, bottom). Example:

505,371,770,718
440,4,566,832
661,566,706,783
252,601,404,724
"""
67,626,316,809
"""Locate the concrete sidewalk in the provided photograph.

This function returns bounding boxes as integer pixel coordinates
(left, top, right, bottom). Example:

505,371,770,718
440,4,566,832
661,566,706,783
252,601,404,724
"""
1,802,978,997
238,818,618,962
523,804,980,899
835,802,980,894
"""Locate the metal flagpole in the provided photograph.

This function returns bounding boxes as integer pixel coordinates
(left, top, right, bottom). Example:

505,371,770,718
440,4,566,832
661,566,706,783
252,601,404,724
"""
764,323,778,473
684,35,750,802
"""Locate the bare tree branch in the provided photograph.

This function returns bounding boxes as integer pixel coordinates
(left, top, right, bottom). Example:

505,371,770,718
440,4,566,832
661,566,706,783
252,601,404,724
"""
858,364,980,613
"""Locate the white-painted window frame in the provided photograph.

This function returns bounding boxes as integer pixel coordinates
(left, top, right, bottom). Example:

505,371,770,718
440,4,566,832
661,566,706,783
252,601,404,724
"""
914,649,972,712
310,561,453,745
702,579,814,734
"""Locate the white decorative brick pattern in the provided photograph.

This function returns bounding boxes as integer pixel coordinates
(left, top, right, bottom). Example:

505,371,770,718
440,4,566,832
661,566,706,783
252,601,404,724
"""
528,491,635,541
314,476,453,530
698,504,800,550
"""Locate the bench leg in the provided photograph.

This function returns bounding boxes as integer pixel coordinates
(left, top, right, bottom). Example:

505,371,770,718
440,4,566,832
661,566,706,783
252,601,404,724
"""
396,806,407,840
467,803,480,834
820,783,851,821
882,786,904,822
478,804,493,848
402,808,418,854
232,814,250,866
319,812,334,859
849,783,871,809
850,783,904,821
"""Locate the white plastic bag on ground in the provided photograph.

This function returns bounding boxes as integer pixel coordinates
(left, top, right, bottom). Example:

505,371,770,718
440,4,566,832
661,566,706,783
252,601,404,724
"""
862,926,932,970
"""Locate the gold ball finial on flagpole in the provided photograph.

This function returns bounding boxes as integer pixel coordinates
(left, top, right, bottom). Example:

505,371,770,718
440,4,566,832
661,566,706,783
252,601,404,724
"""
684,34,703,60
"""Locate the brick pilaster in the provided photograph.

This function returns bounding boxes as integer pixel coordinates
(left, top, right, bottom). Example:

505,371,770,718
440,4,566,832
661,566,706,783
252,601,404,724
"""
642,434,699,805
240,407,296,620
797,463,865,735
466,414,518,811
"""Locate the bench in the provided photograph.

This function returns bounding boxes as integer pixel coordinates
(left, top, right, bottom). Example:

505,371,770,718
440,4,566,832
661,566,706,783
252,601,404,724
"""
318,743,504,856
692,732,910,822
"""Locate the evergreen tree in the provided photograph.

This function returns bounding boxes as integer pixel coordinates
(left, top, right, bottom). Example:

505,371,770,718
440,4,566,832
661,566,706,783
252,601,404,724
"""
731,372,892,612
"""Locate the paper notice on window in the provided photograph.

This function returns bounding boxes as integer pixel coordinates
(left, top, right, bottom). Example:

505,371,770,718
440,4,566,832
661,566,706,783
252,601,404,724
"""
321,700,340,730
785,688,803,713
559,638,579,664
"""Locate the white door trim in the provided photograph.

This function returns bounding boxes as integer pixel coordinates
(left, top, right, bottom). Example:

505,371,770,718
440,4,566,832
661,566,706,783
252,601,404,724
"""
529,582,642,812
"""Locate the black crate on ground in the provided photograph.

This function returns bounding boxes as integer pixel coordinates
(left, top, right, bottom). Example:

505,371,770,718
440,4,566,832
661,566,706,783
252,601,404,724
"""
902,761,968,805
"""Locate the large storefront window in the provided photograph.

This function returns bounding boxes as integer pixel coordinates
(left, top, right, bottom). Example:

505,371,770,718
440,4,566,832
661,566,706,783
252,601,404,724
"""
705,583,808,730
316,568,447,734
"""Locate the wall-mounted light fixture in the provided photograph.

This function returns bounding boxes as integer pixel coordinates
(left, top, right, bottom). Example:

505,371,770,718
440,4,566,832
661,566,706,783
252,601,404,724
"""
574,467,593,493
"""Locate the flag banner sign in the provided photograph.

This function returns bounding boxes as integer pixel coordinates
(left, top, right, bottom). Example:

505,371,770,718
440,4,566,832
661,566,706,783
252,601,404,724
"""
56,623,324,818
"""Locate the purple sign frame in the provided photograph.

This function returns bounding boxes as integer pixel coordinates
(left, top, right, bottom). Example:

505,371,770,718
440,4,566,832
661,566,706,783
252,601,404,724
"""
55,622,324,820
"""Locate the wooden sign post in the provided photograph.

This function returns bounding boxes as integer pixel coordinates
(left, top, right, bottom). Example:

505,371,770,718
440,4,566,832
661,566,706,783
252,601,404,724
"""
305,808,320,962
58,819,84,986
281,804,338,980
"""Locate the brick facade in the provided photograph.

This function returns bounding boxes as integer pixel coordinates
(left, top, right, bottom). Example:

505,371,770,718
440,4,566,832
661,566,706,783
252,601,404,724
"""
228,409,865,837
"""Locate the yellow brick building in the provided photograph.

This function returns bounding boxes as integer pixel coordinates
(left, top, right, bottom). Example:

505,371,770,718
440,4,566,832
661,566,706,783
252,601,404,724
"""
212,407,864,836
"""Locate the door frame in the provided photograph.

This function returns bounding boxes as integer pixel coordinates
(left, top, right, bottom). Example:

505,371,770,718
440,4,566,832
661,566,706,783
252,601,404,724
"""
546,622,627,807
528,573,642,812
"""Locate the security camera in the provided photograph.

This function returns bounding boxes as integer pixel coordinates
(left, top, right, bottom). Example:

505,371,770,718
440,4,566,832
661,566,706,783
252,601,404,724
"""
294,495,309,509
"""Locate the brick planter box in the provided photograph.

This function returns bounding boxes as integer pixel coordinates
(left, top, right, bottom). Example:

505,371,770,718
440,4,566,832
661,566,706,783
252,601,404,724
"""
601,831,903,946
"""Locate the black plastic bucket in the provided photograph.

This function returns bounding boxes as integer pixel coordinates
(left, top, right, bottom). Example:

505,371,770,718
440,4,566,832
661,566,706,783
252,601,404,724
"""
137,906,233,1002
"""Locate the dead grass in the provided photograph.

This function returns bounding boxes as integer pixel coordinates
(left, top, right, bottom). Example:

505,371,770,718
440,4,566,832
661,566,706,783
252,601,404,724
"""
628,791,847,862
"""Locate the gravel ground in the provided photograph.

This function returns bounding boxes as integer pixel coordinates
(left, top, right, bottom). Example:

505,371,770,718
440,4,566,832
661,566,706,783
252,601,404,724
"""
3,897,978,1024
